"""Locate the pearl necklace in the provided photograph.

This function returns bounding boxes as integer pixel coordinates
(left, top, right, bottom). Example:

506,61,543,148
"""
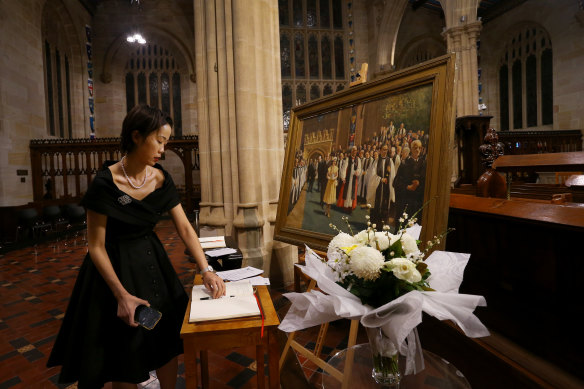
121,156,150,189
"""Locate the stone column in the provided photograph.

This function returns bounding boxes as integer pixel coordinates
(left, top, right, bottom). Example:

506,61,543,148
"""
194,0,290,273
440,0,482,117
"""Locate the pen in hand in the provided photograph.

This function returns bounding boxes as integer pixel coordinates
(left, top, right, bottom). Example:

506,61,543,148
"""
199,295,235,300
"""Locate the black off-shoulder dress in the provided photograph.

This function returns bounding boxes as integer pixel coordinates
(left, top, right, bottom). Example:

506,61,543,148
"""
47,162,189,388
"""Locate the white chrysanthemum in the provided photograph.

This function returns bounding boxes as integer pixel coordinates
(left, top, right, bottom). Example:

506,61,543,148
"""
371,232,390,251
354,230,372,245
400,233,419,255
328,232,357,253
386,258,422,283
348,246,384,280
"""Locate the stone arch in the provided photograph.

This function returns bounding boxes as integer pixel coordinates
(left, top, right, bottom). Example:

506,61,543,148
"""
42,0,84,68
41,0,86,138
100,24,195,84
375,0,410,71
396,35,446,70
303,144,331,162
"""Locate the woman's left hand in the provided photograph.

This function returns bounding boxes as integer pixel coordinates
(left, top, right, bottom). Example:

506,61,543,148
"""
203,271,226,298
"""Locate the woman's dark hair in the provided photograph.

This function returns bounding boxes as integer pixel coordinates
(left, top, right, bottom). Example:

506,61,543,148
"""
120,104,173,154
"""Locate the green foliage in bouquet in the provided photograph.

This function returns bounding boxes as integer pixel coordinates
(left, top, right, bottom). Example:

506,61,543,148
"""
326,203,451,308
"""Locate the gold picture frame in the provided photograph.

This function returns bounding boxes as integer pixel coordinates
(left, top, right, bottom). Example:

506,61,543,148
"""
274,55,457,252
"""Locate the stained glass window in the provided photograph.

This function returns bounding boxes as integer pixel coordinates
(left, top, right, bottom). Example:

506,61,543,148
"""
149,73,158,107
45,41,55,136
334,36,344,79
512,60,522,129
126,73,135,113
125,44,183,129
296,84,307,104
295,33,305,77
541,49,553,125
499,27,553,130
279,0,348,131
308,35,319,79
279,0,289,26
281,35,291,78
332,0,342,29
293,0,303,27
282,84,292,130
138,73,147,105
499,65,509,131
526,55,537,127
321,35,332,79
56,50,64,138
320,0,330,28
310,84,320,100
161,73,170,114
307,0,316,27
65,56,72,139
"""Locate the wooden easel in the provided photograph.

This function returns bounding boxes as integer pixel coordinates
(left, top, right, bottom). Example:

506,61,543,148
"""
280,251,359,388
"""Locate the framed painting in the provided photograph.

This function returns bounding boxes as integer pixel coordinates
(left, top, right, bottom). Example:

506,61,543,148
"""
274,54,457,252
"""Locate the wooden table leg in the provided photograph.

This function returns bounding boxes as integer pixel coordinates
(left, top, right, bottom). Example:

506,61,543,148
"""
201,349,210,389
256,344,265,389
268,329,280,389
183,340,199,389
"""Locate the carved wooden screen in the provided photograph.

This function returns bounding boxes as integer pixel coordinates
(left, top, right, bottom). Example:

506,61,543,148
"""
29,136,200,214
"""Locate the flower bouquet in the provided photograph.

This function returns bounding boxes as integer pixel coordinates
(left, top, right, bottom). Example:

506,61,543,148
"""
279,206,489,385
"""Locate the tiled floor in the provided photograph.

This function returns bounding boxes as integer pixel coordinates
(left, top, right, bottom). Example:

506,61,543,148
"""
0,220,366,389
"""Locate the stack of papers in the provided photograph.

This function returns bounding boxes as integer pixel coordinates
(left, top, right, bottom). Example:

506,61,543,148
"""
205,248,237,258
199,236,226,249
216,266,270,285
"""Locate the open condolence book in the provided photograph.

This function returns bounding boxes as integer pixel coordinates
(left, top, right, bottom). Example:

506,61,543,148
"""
189,280,261,323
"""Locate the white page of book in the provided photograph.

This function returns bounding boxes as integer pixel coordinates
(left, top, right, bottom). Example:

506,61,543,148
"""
189,280,260,323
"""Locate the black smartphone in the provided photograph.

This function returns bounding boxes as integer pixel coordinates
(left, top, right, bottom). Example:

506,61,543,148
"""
134,305,162,330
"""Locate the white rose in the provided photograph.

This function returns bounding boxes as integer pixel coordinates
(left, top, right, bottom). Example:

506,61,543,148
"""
400,233,419,255
386,258,422,283
348,246,385,281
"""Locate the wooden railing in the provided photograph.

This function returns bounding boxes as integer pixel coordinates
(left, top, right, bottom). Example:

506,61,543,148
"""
497,129,582,155
29,135,200,214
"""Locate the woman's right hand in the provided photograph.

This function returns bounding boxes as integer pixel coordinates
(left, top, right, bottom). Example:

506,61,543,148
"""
116,293,150,327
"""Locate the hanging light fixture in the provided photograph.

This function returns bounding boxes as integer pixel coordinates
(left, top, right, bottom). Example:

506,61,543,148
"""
126,0,146,44
126,33,146,44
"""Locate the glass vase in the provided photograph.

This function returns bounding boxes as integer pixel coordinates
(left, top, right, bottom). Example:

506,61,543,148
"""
365,326,402,386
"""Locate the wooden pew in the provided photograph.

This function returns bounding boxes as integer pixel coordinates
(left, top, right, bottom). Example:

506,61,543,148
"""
417,194,584,389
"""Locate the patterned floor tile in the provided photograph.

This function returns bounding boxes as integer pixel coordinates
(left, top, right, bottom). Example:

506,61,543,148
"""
0,220,360,388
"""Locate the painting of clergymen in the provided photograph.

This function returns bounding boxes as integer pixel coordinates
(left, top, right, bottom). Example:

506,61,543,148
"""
285,83,433,235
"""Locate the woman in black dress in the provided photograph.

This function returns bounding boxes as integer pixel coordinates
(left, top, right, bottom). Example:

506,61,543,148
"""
47,105,226,388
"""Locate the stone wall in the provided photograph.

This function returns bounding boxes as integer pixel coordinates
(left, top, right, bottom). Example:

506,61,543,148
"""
0,0,91,206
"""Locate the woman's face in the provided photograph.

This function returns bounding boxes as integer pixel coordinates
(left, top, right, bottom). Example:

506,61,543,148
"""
132,124,171,166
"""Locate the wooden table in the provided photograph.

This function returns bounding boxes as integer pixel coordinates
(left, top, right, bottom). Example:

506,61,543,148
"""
180,275,281,389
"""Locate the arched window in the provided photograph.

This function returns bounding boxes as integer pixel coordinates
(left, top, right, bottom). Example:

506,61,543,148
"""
498,26,553,130
397,38,446,70
125,44,183,135
43,23,73,138
279,0,349,130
